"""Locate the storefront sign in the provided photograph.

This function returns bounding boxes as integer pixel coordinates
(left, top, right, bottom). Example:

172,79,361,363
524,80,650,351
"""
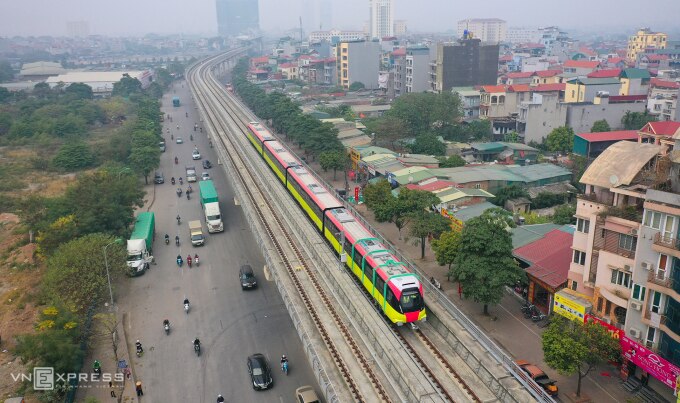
553,291,587,322
621,335,680,390
585,314,624,340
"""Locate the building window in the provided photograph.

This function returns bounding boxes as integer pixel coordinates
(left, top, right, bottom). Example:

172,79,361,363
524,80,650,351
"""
576,218,590,233
571,280,578,291
651,290,662,313
646,326,656,347
605,300,612,315
597,297,603,312
632,284,646,300
573,250,586,265
644,210,662,229
610,269,632,288
618,234,637,251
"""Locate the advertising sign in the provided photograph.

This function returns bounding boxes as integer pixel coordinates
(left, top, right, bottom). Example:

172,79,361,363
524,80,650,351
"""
585,314,624,340
621,335,680,390
553,291,587,322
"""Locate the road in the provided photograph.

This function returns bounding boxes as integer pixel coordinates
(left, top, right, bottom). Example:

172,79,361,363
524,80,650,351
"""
115,79,321,403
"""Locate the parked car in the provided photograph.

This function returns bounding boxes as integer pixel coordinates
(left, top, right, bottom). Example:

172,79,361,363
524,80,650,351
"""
247,354,272,390
202,160,212,169
295,385,320,403
240,265,257,290
201,172,210,181
159,141,166,152
154,171,165,184
516,360,558,396
176,137,184,144
192,149,201,160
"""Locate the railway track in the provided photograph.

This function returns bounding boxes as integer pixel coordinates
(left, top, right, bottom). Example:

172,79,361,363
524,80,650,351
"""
189,51,496,403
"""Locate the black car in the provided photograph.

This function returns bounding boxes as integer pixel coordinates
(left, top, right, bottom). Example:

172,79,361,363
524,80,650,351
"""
240,265,257,290
154,171,165,184
202,160,212,169
247,354,272,390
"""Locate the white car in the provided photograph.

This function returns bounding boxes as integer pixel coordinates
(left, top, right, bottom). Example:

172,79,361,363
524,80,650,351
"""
192,150,201,160
176,137,184,144
201,172,210,181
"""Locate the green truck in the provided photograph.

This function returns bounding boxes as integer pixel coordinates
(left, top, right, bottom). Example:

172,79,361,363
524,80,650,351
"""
127,212,155,276
199,180,223,233
172,96,180,107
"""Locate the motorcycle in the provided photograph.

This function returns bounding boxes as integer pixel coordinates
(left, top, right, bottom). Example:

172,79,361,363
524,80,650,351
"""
429,276,441,289
187,257,192,268
177,257,183,267
190,134,194,141
194,343,201,356
200,127,203,133
185,112,188,117
281,361,289,375
136,343,144,357
164,321,170,335
177,215,181,225
184,302,190,314
175,156,178,164
171,134,174,140
175,236,180,246
179,177,183,185
165,236,170,245
532,310,547,322
171,177,176,185
93,367,101,378
194,256,199,267
177,188,182,198
186,192,191,200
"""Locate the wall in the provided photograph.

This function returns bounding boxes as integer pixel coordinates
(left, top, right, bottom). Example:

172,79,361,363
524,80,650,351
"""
566,100,646,134
520,95,568,144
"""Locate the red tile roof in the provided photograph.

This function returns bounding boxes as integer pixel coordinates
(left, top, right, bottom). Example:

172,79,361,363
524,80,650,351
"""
578,47,597,56
392,48,406,56
508,84,530,92
640,121,680,136
278,63,296,68
499,54,513,62
564,60,600,69
644,54,669,61
251,56,269,64
513,229,573,289
576,130,639,142
533,83,566,92
507,71,533,79
480,85,507,93
405,180,456,192
587,68,621,78
533,69,562,78
607,57,624,64
650,78,680,89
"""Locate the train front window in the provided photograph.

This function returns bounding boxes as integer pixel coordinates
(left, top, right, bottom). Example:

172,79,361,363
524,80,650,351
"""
400,288,423,312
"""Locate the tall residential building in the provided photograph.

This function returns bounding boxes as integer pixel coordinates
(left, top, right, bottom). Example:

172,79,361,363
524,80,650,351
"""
429,38,499,93
309,29,365,44
627,28,668,62
538,26,570,55
506,27,540,44
394,20,407,36
215,0,260,37
66,21,90,37
337,40,382,89
456,18,506,44
405,46,433,94
369,0,393,39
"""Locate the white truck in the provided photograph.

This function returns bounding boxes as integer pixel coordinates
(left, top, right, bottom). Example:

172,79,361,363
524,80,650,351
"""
189,220,205,246
127,212,155,276
199,180,224,233
185,165,197,182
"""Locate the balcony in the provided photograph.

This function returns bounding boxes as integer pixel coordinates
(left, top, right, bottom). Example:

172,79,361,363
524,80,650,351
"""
652,233,680,259
648,269,675,289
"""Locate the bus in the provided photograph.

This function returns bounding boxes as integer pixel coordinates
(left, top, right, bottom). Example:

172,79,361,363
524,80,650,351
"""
172,96,180,107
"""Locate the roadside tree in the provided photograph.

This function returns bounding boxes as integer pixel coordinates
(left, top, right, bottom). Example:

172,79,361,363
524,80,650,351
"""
431,229,462,274
408,211,451,259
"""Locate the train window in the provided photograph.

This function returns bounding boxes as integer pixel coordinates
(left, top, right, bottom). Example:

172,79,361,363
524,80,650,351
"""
400,288,423,312
387,289,399,310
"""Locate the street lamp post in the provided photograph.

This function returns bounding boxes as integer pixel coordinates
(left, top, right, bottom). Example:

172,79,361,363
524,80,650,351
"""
103,239,123,309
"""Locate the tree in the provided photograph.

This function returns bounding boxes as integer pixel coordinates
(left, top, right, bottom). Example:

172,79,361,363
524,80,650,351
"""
622,111,656,130
386,189,440,238
504,131,521,143
553,204,577,225
464,119,492,141
438,155,466,168
408,211,451,259
129,146,160,184
0,111,12,136
363,179,392,210
451,212,524,314
542,317,620,397
532,192,566,209
491,184,529,207
52,141,95,170
100,97,130,123
546,126,575,153
43,234,127,314
387,92,462,137
411,133,446,155
64,82,93,100
0,60,13,82
0,86,12,103
111,74,143,97
364,115,409,149
319,150,348,180
590,119,610,133
431,229,462,273
36,215,79,257
349,81,365,91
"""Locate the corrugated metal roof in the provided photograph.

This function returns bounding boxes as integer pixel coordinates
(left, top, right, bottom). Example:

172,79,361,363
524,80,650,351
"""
511,224,561,249
580,141,661,188
451,202,497,222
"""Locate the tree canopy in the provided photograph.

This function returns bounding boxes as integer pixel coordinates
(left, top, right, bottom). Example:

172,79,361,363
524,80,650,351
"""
386,92,462,137
319,150,348,180
363,179,392,211
408,211,451,258
410,133,447,156
111,74,143,97
349,81,365,91
451,210,524,314
590,119,610,133
438,155,466,168
546,126,575,153
431,229,462,272
553,204,577,225
491,184,529,207
622,111,656,130
52,141,95,170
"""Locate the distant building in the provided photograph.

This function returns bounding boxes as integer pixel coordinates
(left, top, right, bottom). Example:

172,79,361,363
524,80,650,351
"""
216,0,260,36
564,77,621,103
647,79,679,121
506,27,541,44
538,26,570,56
573,130,640,159
19,61,66,80
309,29,365,43
319,0,332,30
45,71,152,95
618,68,651,96
429,38,499,92
456,18,507,44
627,28,667,62
369,0,393,39
66,21,89,37
405,46,432,94
336,40,382,90
393,20,407,36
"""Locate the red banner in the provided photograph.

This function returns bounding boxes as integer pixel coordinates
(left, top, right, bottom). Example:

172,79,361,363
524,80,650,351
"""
621,335,680,390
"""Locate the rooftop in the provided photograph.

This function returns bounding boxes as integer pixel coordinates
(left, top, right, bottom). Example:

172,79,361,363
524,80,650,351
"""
511,224,562,249
480,85,507,93
639,121,680,137
587,68,622,78
507,72,534,79
533,69,562,78
580,141,661,188
563,60,600,69
620,68,651,80
451,201,497,222
513,228,574,288
572,77,621,86
576,130,639,142
432,163,571,185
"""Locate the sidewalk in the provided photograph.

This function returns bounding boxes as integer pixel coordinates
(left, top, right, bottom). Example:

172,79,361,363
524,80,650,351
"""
292,146,635,402
76,312,140,402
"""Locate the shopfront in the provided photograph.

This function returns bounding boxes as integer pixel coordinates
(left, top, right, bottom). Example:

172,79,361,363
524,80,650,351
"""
553,288,592,323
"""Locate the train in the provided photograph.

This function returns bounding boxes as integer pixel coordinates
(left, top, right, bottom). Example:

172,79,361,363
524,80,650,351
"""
245,121,426,325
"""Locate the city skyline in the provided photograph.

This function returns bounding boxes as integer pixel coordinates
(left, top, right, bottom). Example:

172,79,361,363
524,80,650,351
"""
0,0,679,37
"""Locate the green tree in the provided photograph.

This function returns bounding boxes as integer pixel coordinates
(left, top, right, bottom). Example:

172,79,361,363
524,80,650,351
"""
553,204,577,225
53,114,87,137
386,189,440,238
111,74,143,97
0,60,14,82
504,131,521,143
387,92,462,137
438,155,466,168
542,316,620,397
129,146,160,184
363,115,409,149
363,179,392,210
408,211,451,258
319,150,348,180
463,119,492,141
64,82,93,100
33,82,54,99
36,215,79,257
411,133,446,155
100,97,130,123
0,86,12,103
546,126,575,153
491,184,529,207
52,141,95,170
532,192,566,209
451,212,524,314
622,111,656,130
431,229,462,273
43,234,127,314
590,119,610,133
349,81,365,91
0,111,12,136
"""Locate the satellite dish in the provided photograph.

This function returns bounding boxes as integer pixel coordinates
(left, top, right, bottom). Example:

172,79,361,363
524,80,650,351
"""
609,174,619,186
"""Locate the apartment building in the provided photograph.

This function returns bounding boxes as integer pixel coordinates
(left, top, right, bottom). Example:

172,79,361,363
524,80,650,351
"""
404,46,432,94
648,79,679,122
369,0,393,39
309,29,365,43
456,18,507,43
429,38,499,92
506,27,541,44
627,28,668,62
336,40,382,89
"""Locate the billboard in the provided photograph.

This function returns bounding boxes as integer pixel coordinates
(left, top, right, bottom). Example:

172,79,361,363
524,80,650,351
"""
553,290,589,322
621,335,680,391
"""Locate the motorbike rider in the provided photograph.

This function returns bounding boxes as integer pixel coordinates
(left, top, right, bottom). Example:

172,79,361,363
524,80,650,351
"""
175,235,180,246
171,177,175,185
217,395,225,403
186,191,190,200
164,234,170,244
176,124,180,130
280,355,288,370
177,254,183,264
93,359,101,373
187,255,192,266
135,340,143,353
194,254,199,265
174,156,178,164
177,214,181,224
163,319,170,328
187,184,192,193
184,297,190,307
179,177,183,185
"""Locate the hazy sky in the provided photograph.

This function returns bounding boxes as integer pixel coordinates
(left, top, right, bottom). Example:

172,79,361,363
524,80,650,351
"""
1,0,679,37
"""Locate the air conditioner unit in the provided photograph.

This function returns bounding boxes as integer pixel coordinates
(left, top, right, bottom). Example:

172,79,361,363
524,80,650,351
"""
629,228,638,236
631,301,642,311
641,262,653,271
630,328,641,338
623,265,632,272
